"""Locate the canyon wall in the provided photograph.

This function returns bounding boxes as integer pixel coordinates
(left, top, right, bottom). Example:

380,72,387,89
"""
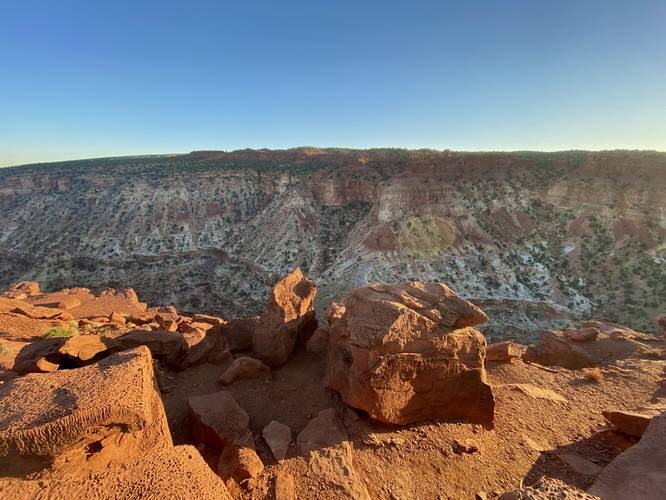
1,149,664,341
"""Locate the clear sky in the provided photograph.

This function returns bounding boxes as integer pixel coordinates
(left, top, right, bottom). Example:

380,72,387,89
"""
1,0,665,167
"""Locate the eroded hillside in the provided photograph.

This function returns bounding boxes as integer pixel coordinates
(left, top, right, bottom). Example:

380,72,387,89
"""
1,149,664,340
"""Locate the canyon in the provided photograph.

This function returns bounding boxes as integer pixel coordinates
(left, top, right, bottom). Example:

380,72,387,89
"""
0,148,664,342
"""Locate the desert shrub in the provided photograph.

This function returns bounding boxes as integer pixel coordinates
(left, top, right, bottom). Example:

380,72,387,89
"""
0,342,9,356
580,367,603,383
42,322,79,339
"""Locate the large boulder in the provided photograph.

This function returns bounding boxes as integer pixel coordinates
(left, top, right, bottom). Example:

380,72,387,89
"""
13,334,110,375
603,410,653,437
112,329,188,367
252,268,318,367
525,324,660,369
590,411,666,499
0,347,172,477
187,391,254,450
325,282,495,425
223,317,259,351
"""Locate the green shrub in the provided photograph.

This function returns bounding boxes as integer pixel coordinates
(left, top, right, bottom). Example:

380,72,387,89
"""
42,322,79,339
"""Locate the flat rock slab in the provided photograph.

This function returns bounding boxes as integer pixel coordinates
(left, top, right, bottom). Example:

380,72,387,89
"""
590,411,666,499
0,346,171,477
0,445,231,499
262,420,291,461
187,391,253,450
603,410,653,437
505,383,568,403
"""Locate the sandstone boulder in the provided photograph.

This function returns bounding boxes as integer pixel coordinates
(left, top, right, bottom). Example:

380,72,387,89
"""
108,311,126,325
500,476,599,499
262,420,291,461
486,340,527,363
0,445,232,499
13,334,110,375
603,410,653,437
2,281,40,299
187,391,254,450
179,321,214,335
525,326,658,369
179,327,225,369
325,302,345,325
223,317,258,351
297,409,370,499
217,445,264,491
193,313,227,326
306,327,329,354
253,268,317,367
274,470,296,500
112,329,187,367
590,411,666,499
325,281,495,425
0,346,172,477
219,356,271,385
565,326,600,342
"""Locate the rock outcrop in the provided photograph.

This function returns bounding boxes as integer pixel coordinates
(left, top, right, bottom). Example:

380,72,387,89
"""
525,324,660,369
590,411,666,499
219,356,271,385
501,476,599,499
187,391,254,450
602,410,653,438
12,334,110,374
262,420,291,461
0,445,232,499
112,329,188,367
325,282,495,425
0,347,171,477
252,268,318,367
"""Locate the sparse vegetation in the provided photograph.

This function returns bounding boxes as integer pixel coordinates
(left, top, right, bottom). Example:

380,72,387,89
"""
42,322,79,339
0,342,9,356
580,367,604,384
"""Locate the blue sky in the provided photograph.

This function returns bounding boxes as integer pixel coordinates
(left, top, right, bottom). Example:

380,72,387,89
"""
1,0,665,167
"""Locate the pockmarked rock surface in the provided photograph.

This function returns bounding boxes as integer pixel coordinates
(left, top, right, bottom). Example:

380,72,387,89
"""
297,409,370,500
325,281,495,425
253,268,318,367
0,445,232,499
0,346,172,477
590,411,666,499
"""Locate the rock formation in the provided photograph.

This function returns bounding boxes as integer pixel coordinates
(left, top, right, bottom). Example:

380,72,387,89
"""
590,411,666,499
2,150,664,340
252,268,318,367
0,347,171,477
218,356,271,385
525,323,661,369
297,408,370,499
325,281,495,425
